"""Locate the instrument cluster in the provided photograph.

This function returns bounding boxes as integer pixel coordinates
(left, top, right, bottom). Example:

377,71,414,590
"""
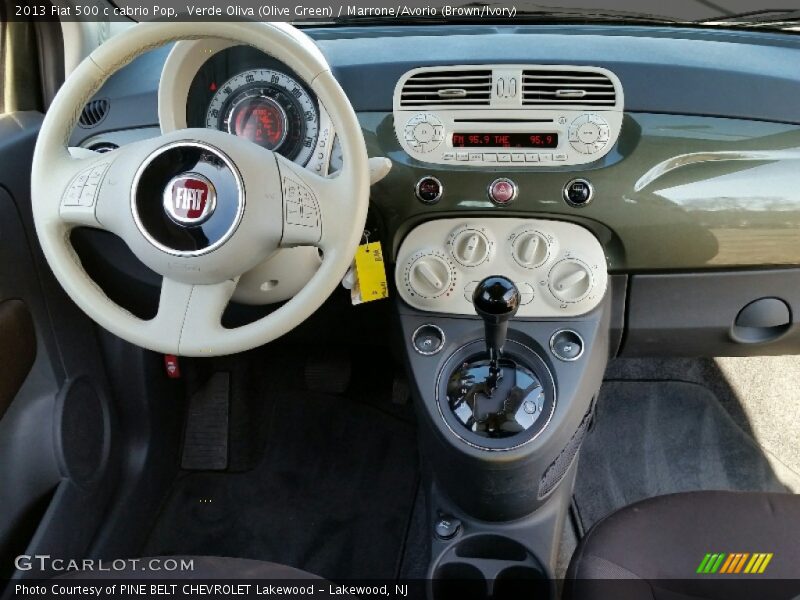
186,45,342,174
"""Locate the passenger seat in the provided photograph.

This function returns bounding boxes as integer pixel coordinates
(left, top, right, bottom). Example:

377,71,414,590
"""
565,490,800,599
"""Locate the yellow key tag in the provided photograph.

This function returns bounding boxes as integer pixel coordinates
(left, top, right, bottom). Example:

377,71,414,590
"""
353,242,389,304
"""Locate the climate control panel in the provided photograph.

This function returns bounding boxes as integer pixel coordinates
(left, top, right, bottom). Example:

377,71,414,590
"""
396,218,608,317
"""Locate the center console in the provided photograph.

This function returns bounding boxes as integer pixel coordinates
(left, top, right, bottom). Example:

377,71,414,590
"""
391,60,623,596
395,217,613,596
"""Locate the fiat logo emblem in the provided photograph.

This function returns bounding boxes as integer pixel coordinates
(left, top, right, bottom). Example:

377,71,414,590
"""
163,173,217,226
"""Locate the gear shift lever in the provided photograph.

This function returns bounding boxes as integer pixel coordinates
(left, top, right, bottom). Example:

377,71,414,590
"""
472,276,520,391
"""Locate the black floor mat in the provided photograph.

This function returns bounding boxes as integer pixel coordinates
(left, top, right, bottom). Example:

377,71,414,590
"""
574,381,791,531
144,347,419,581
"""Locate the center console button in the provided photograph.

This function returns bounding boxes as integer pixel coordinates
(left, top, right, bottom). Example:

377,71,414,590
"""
488,178,518,205
434,515,461,540
550,329,584,361
464,280,479,302
518,282,535,305
412,324,445,356
564,178,594,207
415,176,443,204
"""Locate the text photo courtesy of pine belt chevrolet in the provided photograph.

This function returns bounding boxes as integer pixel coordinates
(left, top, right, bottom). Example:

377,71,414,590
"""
1,1,800,599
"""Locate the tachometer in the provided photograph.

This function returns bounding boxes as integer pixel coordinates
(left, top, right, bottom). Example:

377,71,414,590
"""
205,69,319,165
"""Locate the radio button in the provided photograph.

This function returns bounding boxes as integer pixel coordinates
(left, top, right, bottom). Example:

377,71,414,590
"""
405,113,443,152
525,153,539,162
577,122,600,144
571,142,590,154
484,153,497,162
469,152,483,161
414,122,436,143
456,152,469,161
554,153,568,161
539,153,552,161
511,154,524,162
571,114,590,127
442,152,455,161
498,153,511,162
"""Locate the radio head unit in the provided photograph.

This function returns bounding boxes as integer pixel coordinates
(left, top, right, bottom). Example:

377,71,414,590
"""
393,65,624,167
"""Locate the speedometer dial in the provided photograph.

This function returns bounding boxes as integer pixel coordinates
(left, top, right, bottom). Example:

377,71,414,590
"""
205,69,319,165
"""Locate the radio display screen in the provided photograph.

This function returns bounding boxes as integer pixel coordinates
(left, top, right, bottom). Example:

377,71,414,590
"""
452,133,558,149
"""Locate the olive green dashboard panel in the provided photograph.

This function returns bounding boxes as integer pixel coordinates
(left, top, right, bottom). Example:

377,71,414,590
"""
362,112,800,272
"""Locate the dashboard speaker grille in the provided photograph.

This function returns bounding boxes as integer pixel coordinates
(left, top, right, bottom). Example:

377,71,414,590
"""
78,98,110,128
400,70,492,107
522,70,617,107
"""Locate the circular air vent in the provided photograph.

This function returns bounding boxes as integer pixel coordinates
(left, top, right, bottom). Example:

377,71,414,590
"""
86,141,118,153
78,99,110,128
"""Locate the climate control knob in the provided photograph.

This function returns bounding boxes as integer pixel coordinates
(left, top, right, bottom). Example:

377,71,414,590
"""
548,259,593,303
512,230,550,269
406,253,454,298
450,229,491,267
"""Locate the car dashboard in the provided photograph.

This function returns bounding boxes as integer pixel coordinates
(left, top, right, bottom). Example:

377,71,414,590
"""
70,23,800,357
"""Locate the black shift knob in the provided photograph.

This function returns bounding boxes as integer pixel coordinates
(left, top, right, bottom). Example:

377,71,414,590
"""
473,276,520,323
473,276,520,365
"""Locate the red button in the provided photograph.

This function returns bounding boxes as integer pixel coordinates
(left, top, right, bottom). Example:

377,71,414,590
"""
489,179,517,204
164,354,181,379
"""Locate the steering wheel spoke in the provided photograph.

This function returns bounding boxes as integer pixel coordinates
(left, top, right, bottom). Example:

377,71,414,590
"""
153,277,239,355
51,153,114,229
275,153,351,253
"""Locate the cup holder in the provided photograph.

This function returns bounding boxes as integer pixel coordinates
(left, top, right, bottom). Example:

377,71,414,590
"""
432,563,489,600
455,534,528,561
432,534,552,600
494,566,550,599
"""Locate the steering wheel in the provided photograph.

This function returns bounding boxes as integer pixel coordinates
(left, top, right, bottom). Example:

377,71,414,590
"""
31,22,370,356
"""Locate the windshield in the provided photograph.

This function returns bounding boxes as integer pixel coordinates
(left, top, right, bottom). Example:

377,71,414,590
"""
322,0,800,31
103,0,800,32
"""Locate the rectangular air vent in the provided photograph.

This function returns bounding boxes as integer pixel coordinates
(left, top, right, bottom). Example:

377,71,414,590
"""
400,70,493,107
521,70,617,107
